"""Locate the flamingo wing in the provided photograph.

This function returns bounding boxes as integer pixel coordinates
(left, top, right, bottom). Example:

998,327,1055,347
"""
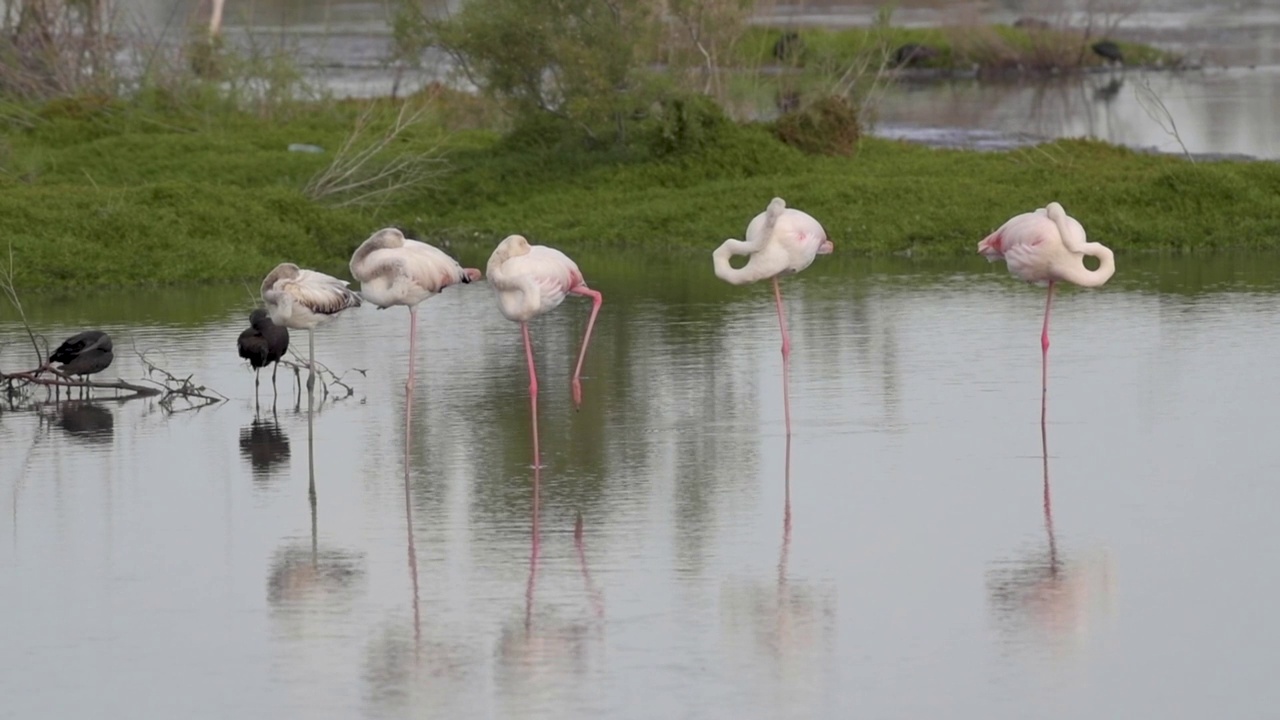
986,213,1062,283
508,246,581,308
288,270,362,315
402,240,474,289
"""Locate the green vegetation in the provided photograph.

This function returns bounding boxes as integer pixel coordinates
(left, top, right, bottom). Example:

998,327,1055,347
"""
2,92,1279,292
740,24,1182,73
0,1,1246,293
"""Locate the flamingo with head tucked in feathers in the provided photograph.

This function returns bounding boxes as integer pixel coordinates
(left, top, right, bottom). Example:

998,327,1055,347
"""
349,227,482,396
487,235,603,469
712,197,833,436
978,201,1116,399
261,263,362,395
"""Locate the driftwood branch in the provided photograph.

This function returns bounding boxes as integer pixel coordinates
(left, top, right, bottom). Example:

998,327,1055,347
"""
2,367,161,397
277,353,365,402
135,346,229,412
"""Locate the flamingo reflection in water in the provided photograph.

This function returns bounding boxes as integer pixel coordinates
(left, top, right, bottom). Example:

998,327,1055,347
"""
985,410,1115,656
718,436,838,711
496,466,606,710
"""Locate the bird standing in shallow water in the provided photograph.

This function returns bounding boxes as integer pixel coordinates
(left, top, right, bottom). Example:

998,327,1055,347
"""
487,235,603,469
712,197,833,437
237,308,290,399
260,263,362,395
349,227,481,396
48,330,114,396
977,201,1116,402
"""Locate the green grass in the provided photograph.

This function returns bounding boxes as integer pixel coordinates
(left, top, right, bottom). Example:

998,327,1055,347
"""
2,96,1277,291
739,24,1183,72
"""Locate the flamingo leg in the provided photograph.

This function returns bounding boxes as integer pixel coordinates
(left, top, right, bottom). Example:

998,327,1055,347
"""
253,367,260,400
522,322,542,469
1041,280,1055,400
406,305,419,395
772,276,793,437
270,362,279,399
568,286,603,409
306,329,316,395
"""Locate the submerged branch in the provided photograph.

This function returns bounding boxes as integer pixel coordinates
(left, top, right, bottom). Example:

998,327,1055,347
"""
1,369,161,397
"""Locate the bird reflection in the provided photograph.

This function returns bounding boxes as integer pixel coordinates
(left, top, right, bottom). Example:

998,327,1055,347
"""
574,512,605,620
266,545,365,606
495,465,605,711
985,401,1114,655
1093,77,1124,104
268,392,365,613
238,414,291,481
403,385,422,654
53,401,114,443
718,435,837,711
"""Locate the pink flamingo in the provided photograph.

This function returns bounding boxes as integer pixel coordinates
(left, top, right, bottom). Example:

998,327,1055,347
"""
978,201,1115,401
487,235,603,468
260,263,362,395
349,227,482,396
712,197,833,436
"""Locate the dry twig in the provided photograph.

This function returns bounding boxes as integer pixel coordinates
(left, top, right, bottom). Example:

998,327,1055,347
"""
302,100,449,209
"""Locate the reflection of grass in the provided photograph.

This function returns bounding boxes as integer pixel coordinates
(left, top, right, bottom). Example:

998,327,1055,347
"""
738,25,1181,72
3,96,1280,292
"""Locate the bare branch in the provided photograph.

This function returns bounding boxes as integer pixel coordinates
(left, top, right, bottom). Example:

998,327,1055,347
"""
303,99,451,208
1,241,45,367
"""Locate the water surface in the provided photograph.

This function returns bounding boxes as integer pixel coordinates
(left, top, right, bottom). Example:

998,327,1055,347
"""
3,253,1280,718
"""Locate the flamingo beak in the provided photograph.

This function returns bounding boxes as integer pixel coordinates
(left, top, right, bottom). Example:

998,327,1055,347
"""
818,239,834,255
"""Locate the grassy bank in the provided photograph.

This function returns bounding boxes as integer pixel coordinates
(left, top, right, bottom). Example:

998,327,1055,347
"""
2,96,1278,291
740,24,1183,73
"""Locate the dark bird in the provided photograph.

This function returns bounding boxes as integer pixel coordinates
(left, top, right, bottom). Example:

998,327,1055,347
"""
238,308,291,397
773,31,803,63
891,43,940,68
48,331,114,383
1091,40,1124,66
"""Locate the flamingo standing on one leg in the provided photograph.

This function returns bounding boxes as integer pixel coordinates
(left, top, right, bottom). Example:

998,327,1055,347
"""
486,235,603,469
349,227,482,396
260,263,362,396
977,201,1115,405
712,197,833,436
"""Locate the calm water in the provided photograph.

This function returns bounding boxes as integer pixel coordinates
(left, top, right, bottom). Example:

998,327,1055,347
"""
3,253,1280,718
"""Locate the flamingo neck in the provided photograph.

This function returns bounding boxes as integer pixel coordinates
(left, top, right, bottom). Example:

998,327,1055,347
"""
1059,244,1115,287
713,239,771,285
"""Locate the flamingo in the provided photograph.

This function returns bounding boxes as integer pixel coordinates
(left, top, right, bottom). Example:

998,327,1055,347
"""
712,197,833,436
486,235,603,469
260,263,362,395
349,227,482,396
237,308,290,399
977,201,1115,400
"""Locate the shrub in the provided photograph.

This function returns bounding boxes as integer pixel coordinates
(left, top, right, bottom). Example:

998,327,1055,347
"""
773,95,862,157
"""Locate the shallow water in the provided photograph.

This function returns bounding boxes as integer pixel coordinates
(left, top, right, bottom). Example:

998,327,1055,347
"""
4,253,1280,718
